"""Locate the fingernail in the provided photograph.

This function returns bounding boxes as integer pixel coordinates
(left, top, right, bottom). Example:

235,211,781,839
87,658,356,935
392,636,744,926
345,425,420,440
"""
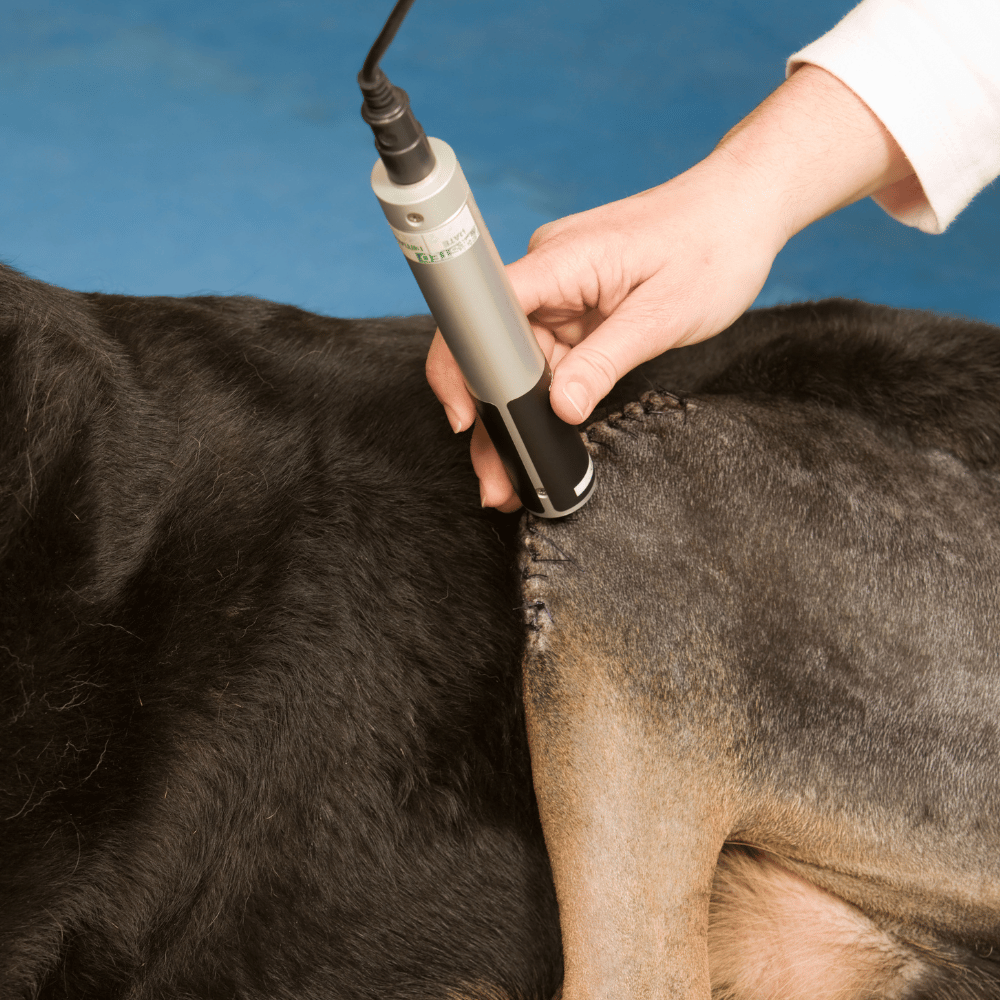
480,485,487,508
444,405,465,433
562,381,589,421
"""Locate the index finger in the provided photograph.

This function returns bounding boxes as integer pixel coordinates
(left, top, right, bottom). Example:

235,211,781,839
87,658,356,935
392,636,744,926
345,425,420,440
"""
425,330,476,434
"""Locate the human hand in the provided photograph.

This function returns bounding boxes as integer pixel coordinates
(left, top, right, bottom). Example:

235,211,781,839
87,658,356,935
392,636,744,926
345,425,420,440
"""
426,155,783,510
426,65,912,510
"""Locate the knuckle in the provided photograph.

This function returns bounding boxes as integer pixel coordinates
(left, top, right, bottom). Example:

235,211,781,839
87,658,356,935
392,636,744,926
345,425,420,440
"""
573,346,620,393
526,226,549,253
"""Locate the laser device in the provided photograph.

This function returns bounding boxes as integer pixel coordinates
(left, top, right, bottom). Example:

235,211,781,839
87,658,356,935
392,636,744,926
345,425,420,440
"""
358,0,594,517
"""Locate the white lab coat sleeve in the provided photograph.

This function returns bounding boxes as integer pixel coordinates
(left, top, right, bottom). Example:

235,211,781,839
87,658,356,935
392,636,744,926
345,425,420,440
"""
787,0,1000,233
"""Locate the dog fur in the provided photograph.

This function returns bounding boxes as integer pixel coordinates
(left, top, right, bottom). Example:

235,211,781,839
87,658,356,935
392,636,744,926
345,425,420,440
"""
1,260,998,998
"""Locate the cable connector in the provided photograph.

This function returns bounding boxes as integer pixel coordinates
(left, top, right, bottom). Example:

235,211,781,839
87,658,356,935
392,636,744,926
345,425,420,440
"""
359,68,435,185
358,0,436,186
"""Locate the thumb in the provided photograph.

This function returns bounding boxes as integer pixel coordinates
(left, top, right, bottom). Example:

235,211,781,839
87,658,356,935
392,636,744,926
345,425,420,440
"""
548,297,670,424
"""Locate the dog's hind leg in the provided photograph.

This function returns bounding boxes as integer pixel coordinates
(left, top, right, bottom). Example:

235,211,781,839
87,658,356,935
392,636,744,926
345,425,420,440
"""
521,600,735,1000
520,398,743,1000
520,386,1000,1000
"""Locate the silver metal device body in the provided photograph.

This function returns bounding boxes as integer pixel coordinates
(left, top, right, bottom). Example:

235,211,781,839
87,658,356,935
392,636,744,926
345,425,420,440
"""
371,137,594,518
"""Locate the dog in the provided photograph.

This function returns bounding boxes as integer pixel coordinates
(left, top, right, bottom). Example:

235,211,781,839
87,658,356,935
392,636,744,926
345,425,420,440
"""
1,258,997,998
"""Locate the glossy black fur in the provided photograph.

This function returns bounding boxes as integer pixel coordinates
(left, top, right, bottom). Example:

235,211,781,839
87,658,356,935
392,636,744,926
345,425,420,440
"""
0,264,559,999
2,259,999,998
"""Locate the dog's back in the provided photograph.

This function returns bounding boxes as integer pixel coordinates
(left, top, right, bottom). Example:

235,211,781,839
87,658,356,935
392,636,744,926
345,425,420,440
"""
0,264,561,998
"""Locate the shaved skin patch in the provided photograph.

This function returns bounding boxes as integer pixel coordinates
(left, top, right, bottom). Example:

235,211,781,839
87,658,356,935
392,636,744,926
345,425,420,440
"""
708,850,926,1000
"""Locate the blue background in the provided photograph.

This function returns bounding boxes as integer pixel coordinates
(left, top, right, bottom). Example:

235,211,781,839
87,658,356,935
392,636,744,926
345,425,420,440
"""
2,0,997,324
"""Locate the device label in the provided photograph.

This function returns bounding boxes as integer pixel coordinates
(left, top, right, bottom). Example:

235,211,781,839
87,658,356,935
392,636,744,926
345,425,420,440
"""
389,203,480,264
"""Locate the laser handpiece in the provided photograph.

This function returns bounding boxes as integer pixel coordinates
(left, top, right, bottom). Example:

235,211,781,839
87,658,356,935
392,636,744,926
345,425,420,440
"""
358,0,595,517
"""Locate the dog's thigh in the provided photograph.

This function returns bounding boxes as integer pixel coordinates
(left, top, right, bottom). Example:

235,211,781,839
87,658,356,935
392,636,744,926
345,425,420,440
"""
522,394,742,1000
521,392,1000,1000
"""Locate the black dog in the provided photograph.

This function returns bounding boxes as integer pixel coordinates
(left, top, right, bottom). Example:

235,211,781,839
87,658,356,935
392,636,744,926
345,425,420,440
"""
1,260,997,998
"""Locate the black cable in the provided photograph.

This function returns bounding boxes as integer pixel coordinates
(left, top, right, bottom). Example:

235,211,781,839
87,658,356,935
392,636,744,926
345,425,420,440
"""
360,0,417,85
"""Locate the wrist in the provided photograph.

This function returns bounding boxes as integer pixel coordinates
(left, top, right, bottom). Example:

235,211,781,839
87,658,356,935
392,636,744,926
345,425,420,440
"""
713,64,913,244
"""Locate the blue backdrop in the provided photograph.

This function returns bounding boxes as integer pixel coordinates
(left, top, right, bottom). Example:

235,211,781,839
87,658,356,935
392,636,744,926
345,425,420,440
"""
2,0,997,324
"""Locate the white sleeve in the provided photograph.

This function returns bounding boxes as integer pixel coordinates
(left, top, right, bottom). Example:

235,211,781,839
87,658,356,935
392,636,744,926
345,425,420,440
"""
787,0,1000,234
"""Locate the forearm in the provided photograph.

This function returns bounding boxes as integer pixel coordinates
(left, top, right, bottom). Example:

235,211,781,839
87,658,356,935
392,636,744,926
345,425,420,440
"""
712,63,915,246
788,0,1000,234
